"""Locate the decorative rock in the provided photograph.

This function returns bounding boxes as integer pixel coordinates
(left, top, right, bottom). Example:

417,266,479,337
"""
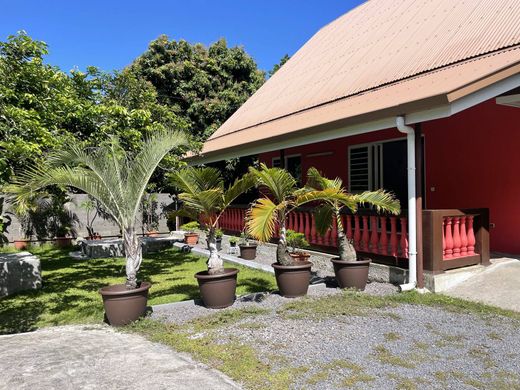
0,251,42,297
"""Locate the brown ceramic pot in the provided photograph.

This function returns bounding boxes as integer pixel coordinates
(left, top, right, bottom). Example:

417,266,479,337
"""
289,252,311,262
239,244,257,260
184,232,199,245
194,268,239,309
331,258,371,290
99,281,151,326
54,237,73,248
14,239,30,250
272,261,312,298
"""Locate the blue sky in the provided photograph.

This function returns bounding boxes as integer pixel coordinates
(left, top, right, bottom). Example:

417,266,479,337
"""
0,0,363,73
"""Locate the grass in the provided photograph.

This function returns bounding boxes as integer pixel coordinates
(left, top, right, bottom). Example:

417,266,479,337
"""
0,245,276,334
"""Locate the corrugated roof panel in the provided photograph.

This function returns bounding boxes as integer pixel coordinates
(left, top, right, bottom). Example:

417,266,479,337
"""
208,0,520,141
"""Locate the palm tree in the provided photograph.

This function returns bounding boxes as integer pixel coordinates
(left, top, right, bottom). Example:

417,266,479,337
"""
169,167,255,274
247,163,316,266
304,167,400,261
7,130,188,288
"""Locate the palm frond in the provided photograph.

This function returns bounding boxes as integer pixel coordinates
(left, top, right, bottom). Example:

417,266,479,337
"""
314,204,333,236
352,190,401,215
223,173,255,206
249,163,296,202
246,197,278,242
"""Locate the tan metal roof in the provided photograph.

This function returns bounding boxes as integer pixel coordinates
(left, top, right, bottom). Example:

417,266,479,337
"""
202,0,520,158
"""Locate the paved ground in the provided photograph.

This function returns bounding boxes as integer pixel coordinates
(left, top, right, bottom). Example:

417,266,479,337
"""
445,257,520,312
0,325,240,390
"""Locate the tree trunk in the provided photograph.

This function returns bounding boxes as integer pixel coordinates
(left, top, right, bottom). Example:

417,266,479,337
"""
207,227,224,274
277,219,293,265
337,212,357,262
124,226,142,289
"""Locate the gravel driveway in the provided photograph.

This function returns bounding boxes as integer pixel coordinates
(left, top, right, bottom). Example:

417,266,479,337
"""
152,283,520,389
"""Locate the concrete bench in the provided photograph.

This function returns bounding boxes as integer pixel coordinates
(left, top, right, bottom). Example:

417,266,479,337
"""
0,252,42,297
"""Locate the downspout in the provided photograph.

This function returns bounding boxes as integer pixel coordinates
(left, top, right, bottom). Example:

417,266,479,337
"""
396,116,417,291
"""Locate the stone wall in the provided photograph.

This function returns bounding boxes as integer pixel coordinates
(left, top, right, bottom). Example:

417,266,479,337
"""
3,193,175,242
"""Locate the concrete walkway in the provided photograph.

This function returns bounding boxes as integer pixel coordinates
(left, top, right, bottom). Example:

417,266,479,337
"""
0,325,240,390
445,257,520,312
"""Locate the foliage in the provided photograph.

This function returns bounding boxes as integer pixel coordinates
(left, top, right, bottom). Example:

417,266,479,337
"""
228,236,239,245
285,230,309,253
0,197,12,245
80,196,111,239
303,167,400,261
6,130,188,288
0,246,276,334
214,228,223,239
170,167,255,273
180,221,200,232
0,32,190,189
130,35,265,142
268,54,290,78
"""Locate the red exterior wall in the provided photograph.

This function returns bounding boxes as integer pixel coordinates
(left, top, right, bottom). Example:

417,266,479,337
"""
259,98,520,254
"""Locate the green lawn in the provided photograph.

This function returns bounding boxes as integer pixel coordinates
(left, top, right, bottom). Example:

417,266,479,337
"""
0,245,276,334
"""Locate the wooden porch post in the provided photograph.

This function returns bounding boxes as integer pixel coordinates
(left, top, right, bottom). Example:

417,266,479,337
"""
415,123,424,289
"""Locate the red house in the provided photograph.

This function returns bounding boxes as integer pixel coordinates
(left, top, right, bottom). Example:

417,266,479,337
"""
194,0,520,290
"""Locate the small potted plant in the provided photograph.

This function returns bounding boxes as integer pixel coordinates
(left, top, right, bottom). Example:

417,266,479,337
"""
286,229,310,262
238,232,257,260
304,168,400,290
228,236,239,247
181,221,200,245
54,226,73,248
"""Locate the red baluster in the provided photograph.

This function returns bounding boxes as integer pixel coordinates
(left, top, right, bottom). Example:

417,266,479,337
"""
311,213,317,244
361,216,369,251
331,218,338,247
325,227,331,246
293,211,299,233
390,217,398,257
442,219,446,257
400,217,408,258
380,216,388,255
304,212,311,241
369,216,379,253
353,216,361,250
467,216,476,255
444,217,454,259
299,212,305,235
460,216,468,256
346,215,353,241
241,209,246,232
452,217,461,258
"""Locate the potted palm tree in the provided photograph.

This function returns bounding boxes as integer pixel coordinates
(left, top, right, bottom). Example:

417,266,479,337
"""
304,168,400,290
7,130,188,325
247,164,316,297
170,167,255,309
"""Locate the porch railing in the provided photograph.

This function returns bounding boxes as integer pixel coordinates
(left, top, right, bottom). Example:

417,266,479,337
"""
422,209,490,273
219,206,490,273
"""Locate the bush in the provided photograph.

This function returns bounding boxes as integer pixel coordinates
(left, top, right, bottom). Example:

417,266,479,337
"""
229,236,239,245
180,221,199,232
286,230,309,253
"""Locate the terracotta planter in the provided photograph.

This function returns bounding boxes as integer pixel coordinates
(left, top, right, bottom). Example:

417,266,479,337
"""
99,281,151,326
54,237,73,248
14,239,30,250
331,258,371,290
239,244,257,260
289,252,311,262
195,268,239,309
145,230,159,237
184,232,199,245
272,261,312,298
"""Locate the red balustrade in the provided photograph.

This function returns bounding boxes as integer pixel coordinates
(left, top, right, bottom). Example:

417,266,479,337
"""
442,214,478,260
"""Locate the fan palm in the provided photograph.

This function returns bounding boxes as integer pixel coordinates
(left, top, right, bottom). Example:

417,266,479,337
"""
304,167,400,261
7,130,189,288
169,167,255,274
247,163,319,266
